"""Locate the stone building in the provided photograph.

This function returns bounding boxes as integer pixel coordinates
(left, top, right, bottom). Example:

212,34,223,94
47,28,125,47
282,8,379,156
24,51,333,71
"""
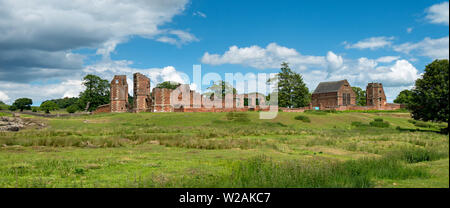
110,75,129,112
133,73,152,112
311,80,356,108
366,82,387,108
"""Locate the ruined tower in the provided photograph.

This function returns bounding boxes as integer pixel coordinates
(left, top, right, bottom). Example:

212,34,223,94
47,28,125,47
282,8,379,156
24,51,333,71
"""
110,75,129,113
133,73,152,112
366,83,386,108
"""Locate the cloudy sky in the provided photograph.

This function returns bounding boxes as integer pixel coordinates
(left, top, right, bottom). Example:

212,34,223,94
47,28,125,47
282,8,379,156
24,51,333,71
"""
0,0,448,105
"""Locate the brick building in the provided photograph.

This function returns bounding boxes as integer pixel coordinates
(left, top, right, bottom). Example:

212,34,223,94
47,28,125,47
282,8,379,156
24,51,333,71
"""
366,83,387,108
110,75,129,113
311,80,356,108
133,73,152,112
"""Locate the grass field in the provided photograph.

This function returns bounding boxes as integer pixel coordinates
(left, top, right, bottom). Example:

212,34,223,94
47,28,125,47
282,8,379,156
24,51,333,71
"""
0,111,448,188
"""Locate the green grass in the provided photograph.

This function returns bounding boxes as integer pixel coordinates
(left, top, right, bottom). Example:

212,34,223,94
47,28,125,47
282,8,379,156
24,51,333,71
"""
0,111,448,188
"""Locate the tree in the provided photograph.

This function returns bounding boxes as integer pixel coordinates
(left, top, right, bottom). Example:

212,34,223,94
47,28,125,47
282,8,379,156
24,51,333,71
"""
43,97,79,109
11,98,33,112
128,94,134,107
40,101,59,114
207,81,237,99
78,74,110,112
352,87,366,106
409,59,449,126
270,62,310,108
156,81,181,90
66,104,79,114
394,89,413,105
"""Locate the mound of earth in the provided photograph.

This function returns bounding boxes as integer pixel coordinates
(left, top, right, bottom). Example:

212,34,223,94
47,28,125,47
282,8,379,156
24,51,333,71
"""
0,116,46,132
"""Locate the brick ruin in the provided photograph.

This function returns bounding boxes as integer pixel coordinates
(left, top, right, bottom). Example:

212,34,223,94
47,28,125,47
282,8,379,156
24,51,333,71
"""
133,73,152,112
94,74,403,114
110,75,129,113
366,83,387,108
94,73,269,114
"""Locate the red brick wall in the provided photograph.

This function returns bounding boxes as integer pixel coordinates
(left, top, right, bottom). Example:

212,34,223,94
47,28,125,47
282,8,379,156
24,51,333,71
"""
93,104,111,114
133,73,151,112
110,75,128,113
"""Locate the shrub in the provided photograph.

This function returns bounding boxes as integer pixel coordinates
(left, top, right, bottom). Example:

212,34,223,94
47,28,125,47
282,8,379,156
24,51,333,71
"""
8,105,17,111
370,119,390,128
32,107,39,112
351,121,368,127
294,115,311,123
66,105,79,114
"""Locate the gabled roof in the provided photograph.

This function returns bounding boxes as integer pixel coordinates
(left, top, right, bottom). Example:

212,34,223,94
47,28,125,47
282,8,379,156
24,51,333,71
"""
313,80,349,94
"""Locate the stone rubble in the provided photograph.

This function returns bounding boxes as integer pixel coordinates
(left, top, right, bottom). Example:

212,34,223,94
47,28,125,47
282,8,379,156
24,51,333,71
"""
0,116,46,132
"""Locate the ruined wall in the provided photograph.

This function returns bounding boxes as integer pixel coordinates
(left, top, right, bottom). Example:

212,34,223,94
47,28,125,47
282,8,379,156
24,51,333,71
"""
366,83,387,108
133,73,152,112
93,104,110,114
110,75,128,113
152,88,174,112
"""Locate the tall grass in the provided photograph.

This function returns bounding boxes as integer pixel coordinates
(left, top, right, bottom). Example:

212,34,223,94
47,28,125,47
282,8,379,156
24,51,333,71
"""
146,155,429,188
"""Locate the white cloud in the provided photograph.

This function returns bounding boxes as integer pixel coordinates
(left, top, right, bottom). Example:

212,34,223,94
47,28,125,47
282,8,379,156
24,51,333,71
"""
193,11,207,18
393,36,449,60
326,51,344,71
156,30,199,46
0,91,10,103
201,43,326,70
344,36,395,50
376,56,400,63
425,1,449,25
84,59,189,91
0,0,191,82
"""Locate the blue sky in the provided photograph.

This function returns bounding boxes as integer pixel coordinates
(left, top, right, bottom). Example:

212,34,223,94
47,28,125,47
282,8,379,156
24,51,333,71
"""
0,0,448,105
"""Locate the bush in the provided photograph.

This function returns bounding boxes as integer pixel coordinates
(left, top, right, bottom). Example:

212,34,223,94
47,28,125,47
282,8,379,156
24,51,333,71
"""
31,107,39,112
351,121,368,127
369,119,390,128
294,115,311,123
66,105,79,114
8,105,17,111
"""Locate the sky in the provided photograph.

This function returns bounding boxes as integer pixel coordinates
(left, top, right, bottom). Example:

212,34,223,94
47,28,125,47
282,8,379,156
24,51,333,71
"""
0,0,448,105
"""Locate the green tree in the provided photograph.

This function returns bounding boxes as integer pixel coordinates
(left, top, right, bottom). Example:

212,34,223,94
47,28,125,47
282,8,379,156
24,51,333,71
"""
66,104,79,114
11,98,33,112
270,62,310,108
78,74,110,112
394,89,413,105
43,97,79,109
352,87,366,106
409,59,449,126
156,81,181,90
207,81,237,99
40,101,59,114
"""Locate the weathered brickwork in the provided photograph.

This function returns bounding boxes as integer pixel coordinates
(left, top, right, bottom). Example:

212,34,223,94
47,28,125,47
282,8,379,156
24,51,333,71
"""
366,83,387,108
110,75,129,113
96,73,404,114
311,80,356,108
133,73,152,112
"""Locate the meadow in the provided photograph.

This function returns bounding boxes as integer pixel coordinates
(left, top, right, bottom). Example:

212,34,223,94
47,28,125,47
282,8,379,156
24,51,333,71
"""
0,111,448,188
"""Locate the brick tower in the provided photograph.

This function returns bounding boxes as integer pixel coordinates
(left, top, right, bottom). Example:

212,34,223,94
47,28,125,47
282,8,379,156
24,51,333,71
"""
133,73,152,112
110,75,129,112
366,83,386,108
